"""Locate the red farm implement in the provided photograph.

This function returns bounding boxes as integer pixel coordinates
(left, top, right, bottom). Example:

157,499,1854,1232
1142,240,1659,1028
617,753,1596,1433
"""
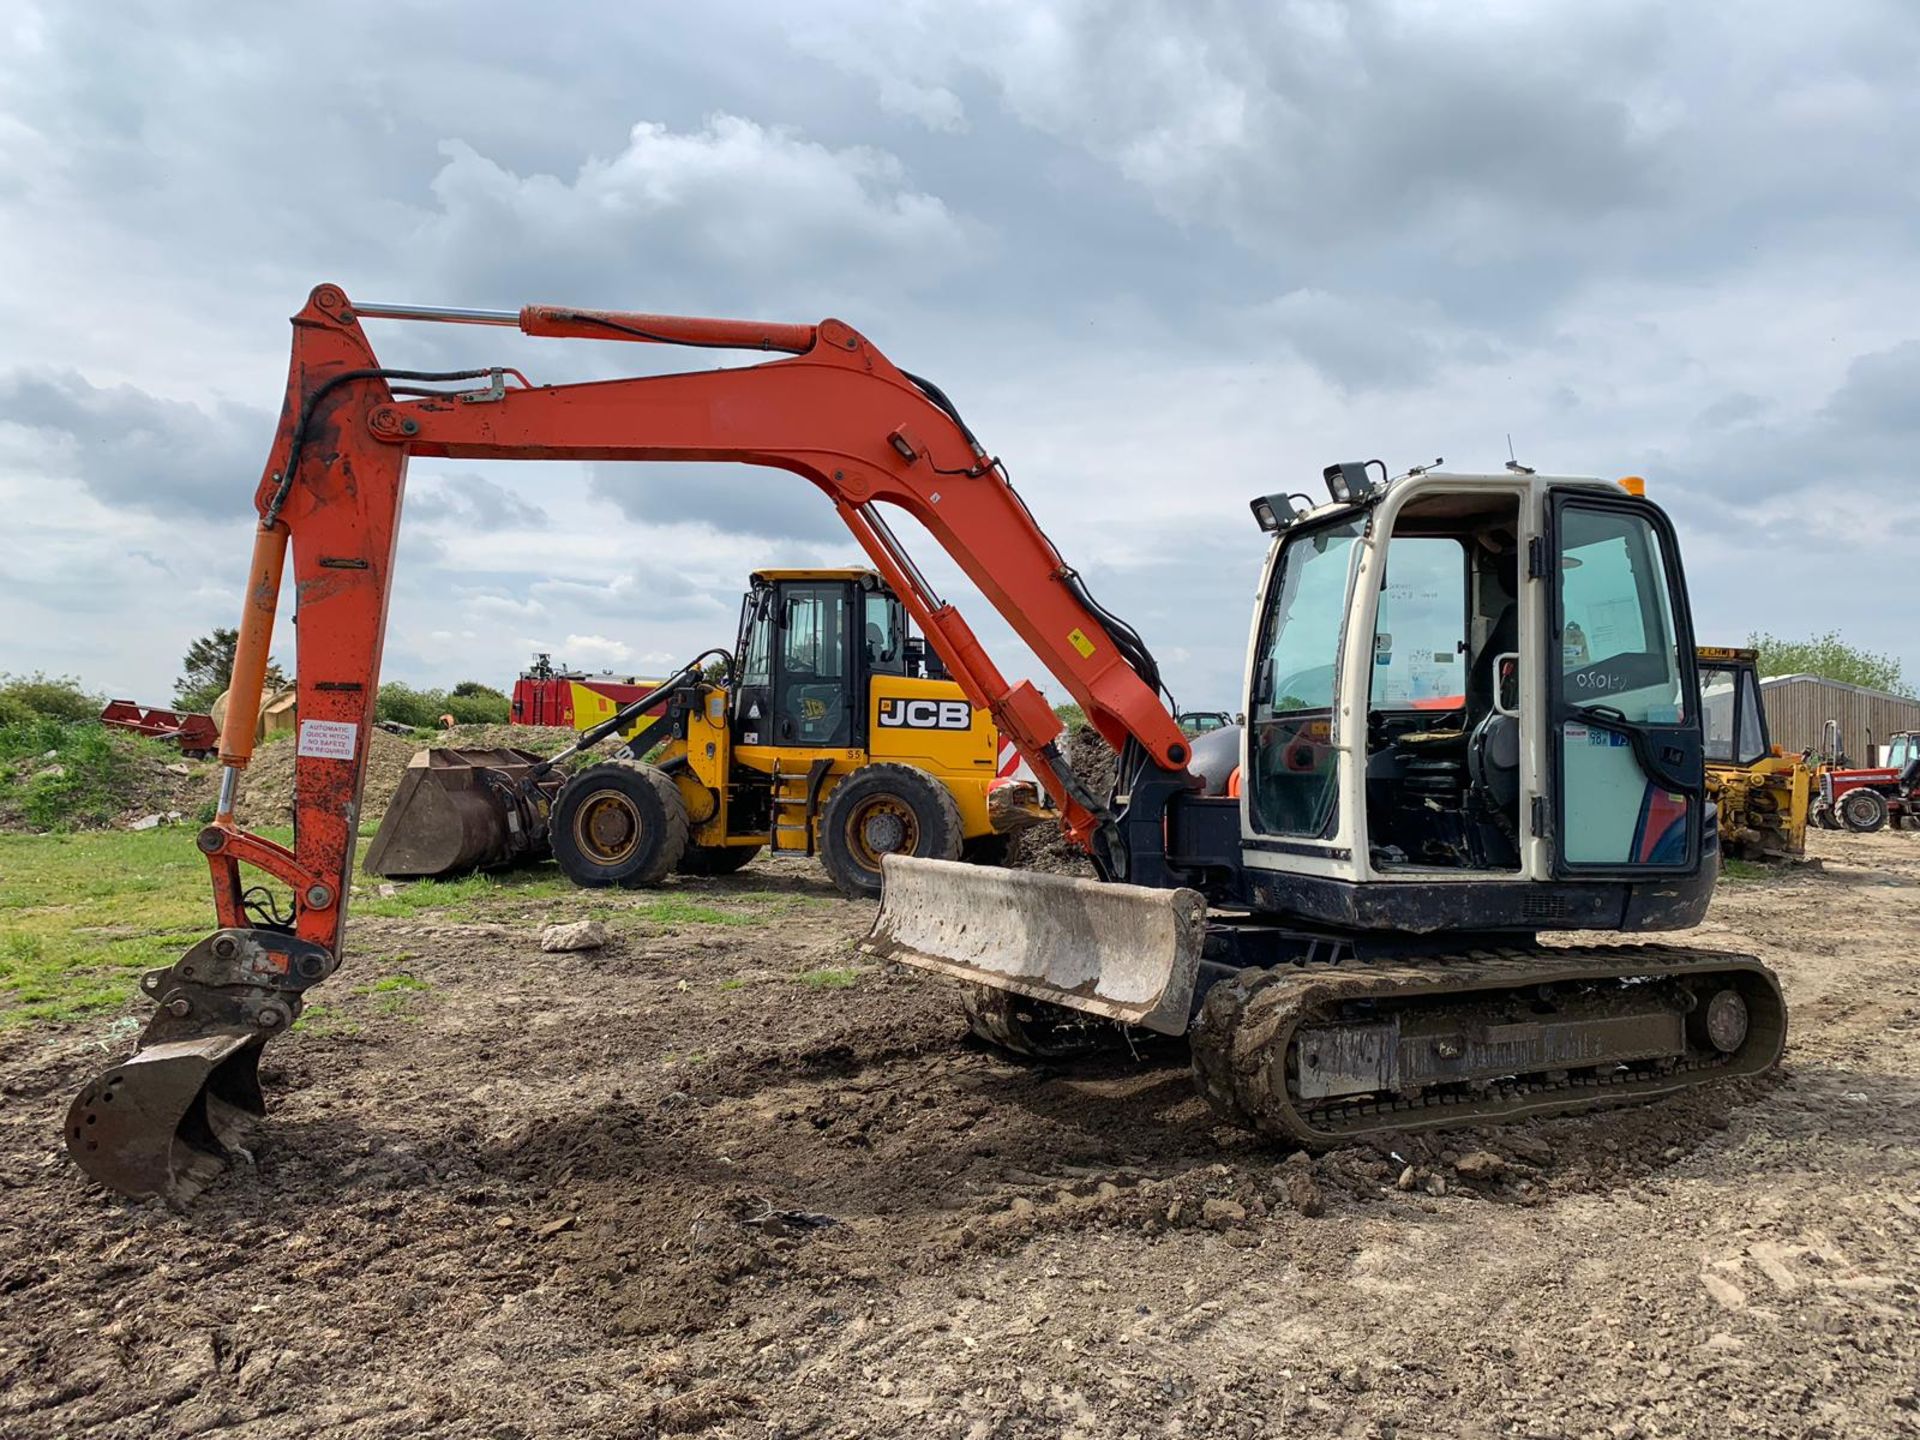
98,700,220,758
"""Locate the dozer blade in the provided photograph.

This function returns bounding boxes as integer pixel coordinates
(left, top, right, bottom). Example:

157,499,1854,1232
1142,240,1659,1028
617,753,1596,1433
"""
862,855,1207,1035
363,746,561,879
66,1032,266,1204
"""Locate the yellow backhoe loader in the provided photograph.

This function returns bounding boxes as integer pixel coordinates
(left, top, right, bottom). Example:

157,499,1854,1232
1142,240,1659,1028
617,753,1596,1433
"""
1698,646,1811,860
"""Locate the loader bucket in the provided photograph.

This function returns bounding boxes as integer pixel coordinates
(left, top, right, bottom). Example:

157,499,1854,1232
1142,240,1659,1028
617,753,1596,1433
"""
861,855,1208,1035
363,747,560,879
66,1032,266,1204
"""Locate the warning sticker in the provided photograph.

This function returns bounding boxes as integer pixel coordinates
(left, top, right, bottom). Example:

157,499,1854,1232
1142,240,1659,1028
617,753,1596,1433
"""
297,719,358,760
1067,628,1097,659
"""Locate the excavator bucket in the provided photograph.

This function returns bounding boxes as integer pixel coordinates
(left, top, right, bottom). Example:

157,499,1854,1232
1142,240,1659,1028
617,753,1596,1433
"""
861,855,1208,1035
66,1032,266,1204
67,928,336,1204
363,747,561,880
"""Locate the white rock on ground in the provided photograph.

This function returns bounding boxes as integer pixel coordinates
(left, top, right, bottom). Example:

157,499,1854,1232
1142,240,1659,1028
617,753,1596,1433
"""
539,919,610,953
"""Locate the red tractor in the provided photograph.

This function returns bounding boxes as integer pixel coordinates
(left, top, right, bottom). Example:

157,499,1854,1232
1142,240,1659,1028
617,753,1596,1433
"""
1816,730,1919,834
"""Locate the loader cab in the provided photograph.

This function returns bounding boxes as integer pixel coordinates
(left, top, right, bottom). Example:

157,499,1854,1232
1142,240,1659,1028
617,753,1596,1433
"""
1240,470,1706,926
1698,648,1770,768
729,569,922,751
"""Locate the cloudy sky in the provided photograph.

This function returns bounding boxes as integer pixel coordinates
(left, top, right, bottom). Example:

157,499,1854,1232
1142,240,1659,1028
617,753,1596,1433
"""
2,1,1915,713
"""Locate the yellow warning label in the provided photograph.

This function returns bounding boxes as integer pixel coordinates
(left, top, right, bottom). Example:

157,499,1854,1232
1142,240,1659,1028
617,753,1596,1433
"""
1067,628,1096,659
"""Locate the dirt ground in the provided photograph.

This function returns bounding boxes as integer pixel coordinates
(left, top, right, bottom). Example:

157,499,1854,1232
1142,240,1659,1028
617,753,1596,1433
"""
3,831,1917,1439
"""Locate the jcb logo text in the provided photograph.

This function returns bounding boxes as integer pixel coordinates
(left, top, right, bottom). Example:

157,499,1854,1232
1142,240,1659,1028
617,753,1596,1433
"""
878,698,973,730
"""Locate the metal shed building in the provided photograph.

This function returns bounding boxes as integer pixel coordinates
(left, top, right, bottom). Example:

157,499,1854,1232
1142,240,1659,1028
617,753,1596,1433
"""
1759,674,1920,764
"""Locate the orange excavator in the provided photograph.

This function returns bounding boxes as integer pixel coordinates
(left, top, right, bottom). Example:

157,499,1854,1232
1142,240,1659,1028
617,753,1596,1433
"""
67,286,1786,1202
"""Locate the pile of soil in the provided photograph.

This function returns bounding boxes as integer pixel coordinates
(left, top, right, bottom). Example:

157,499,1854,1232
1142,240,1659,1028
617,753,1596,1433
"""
218,724,577,830
1008,724,1115,874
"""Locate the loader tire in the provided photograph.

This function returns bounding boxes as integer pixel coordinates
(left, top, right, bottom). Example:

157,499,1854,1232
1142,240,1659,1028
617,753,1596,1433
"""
1839,788,1890,834
552,760,688,889
678,843,761,877
818,763,964,900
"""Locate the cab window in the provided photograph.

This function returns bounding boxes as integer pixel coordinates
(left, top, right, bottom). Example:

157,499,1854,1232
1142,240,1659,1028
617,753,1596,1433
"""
863,593,906,676
1249,516,1362,836
777,584,850,746
1369,538,1466,710
1559,510,1685,723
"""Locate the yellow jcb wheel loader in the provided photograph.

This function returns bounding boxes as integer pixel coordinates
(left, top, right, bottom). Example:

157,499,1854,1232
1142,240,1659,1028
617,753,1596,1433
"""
365,568,1047,898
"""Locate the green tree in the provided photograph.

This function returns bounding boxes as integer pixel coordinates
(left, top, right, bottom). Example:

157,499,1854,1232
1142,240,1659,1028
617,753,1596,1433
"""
1052,702,1088,731
174,628,285,712
1747,631,1909,697
445,680,511,725
0,672,102,726
376,682,450,729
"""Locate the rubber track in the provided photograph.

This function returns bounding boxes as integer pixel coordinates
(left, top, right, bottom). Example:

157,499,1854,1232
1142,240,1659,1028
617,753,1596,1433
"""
1188,942,1786,1147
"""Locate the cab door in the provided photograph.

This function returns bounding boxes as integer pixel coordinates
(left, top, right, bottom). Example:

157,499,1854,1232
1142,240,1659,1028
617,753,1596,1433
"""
771,580,856,749
1545,492,1704,873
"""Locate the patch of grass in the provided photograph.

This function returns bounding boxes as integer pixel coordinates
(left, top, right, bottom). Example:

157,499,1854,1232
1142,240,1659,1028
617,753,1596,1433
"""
1721,858,1771,883
291,1001,362,1038
622,895,753,927
353,872,500,917
718,976,751,992
724,890,837,912
352,865,588,919
0,827,294,1029
795,966,862,990
354,969,431,1019
364,974,430,994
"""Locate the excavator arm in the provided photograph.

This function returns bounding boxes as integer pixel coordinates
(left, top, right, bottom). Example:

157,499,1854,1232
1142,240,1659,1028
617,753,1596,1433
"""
66,283,1198,1200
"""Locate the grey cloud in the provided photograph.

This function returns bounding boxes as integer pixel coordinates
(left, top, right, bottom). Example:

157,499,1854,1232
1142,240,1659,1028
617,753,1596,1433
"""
1823,341,1920,436
407,473,549,531
2,1,1919,700
406,116,987,314
1661,340,1920,539
1255,290,1505,393
0,369,271,518
585,463,847,545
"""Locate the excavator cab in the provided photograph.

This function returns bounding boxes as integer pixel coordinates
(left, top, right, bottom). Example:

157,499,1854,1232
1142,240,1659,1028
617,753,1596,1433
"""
1184,471,1707,916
